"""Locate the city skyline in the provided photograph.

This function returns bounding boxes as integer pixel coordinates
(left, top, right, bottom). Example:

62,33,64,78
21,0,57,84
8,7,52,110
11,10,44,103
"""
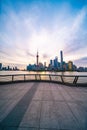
1,50,87,72
0,0,87,69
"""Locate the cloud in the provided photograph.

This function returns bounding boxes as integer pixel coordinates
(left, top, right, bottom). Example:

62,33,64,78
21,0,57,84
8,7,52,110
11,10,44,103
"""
26,51,34,57
42,54,49,59
64,7,87,54
81,57,87,61
0,1,87,68
74,56,87,67
75,57,87,62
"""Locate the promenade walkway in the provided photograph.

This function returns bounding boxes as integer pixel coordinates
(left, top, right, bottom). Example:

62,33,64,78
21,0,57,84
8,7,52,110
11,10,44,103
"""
0,82,87,130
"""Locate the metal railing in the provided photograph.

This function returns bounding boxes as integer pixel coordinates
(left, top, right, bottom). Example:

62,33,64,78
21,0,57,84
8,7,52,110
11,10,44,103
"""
0,74,87,86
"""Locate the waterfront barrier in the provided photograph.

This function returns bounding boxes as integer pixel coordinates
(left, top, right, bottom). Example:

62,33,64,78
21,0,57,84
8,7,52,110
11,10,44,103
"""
0,74,87,86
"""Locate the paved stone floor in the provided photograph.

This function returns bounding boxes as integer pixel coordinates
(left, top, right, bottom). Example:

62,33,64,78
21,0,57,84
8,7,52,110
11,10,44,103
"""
0,82,87,130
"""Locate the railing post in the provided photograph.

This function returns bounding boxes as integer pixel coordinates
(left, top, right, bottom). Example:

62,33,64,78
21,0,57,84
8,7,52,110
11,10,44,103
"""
24,75,25,81
39,74,41,80
61,76,64,83
35,75,37,80
73,76,79,84
49,75,51,81
12,75,14,82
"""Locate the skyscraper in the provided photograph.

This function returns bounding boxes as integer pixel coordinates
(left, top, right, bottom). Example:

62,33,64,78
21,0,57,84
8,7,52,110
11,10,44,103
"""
0,63,2,70
54,57,58,68
68,61,73,71
60,50,63,70
36,51,39,66
50,60,53,66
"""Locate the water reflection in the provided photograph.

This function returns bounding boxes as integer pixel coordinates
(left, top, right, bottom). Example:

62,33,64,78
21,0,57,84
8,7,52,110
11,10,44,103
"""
0,70,87,75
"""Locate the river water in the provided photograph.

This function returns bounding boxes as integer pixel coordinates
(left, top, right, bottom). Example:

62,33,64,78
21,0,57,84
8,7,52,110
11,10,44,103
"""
0,70,87,75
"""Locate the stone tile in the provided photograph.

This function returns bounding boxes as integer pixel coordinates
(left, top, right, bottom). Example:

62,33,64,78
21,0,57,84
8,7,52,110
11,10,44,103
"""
52,90,64,101
18,127,39,130
0,82,87,130
19,101,41,128
42,91,53,101
68,102,87,129
32,91,43,100
0,126,18,130
57,86,74,101
55,102,80,129
40,101,59,129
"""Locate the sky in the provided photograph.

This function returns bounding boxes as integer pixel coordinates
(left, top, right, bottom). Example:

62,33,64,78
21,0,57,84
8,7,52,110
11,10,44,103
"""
0,0,87,69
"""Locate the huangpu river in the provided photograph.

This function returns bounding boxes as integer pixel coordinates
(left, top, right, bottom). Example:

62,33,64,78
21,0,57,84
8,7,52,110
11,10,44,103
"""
0,70,87,75
0,71,87,83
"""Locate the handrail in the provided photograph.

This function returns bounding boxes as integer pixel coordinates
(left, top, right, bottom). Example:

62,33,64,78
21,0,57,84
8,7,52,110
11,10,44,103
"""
0,74,87,86
0,73,87,77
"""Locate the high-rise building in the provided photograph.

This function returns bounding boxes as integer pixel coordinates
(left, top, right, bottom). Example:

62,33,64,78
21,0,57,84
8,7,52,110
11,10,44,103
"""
0,63,2,70
60,50,63,70
36,51,39,66
44,62,46,67
68,61,73,71
54,57,58,68
50,60,53,66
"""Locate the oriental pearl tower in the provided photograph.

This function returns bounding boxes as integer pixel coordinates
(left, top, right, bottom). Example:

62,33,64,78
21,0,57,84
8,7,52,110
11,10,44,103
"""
36,51,39,66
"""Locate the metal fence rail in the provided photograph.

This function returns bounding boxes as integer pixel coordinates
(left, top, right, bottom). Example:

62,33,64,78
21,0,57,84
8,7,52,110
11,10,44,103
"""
0,74,87,86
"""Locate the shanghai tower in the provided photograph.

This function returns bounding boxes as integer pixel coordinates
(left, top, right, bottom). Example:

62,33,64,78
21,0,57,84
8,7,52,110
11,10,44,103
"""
36,51,39,66
60,50,63,70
